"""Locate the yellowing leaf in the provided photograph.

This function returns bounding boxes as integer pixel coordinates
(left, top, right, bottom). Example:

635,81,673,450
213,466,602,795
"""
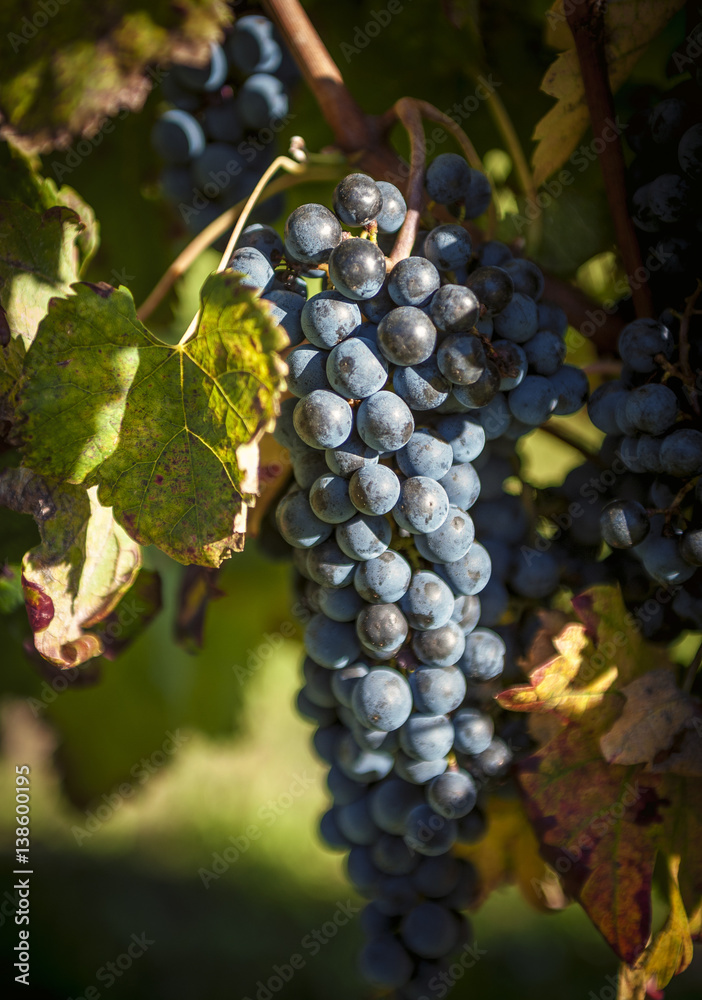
532,0,686,185
0,467,142,667
19,273,287,566
600,670,702,775
0,1,232,152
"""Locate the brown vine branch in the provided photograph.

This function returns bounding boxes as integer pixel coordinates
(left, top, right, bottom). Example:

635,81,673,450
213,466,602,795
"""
566,1,653,319
261,0,631,351
261,0,372,153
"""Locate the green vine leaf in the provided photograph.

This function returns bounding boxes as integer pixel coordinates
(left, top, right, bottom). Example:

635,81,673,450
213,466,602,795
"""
0,467,141,667
0,0,232,153
19,273,288,566
533,0,686,186
0,199,85,418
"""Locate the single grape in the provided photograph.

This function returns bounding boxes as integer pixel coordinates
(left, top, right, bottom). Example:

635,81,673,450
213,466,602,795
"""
399,713,454,761
618,318,673,372
327,763,367,804
326,431,379,479
227,246,276,292
388,256,441,307
292,448,330,490
508,375,558,425
435,542,491,596
293,390,353,449
394,752,447,785
318,585,365,622
394,477,449,534
680,529,702,567
305,613,361,669
327,337,388,398
600,500,651,549
307,538,356,588
412,620,466,667
285,204,343,266
357,391,415,452
359,936,413,989
336,730,395,782
451,594,481,633
329,238,387,301
286,345,332,397
437,333,486,385
625,383,678,434
549,364,589,415
524,329,566,375
427,770,477,819
465,266,514,315
354,549,412,603
372,834,419,875
397,430,454,480
356,604,410,660
276,488,332,548
458,628,506,681
511,548,560,598
430,284,480,334
237,72,289,129
237,223,284,263
414,506,475,564
352,667,413,731
151,109,206,165
301,289,363,349
393,358,451,411
452,363,501,408
423,225,472,271
376,181,408,233
438,463,481,510
504,259,545,300
436,414,486,463
336,513,393,561
228,15,282,74
377,307,437,366
403,804,457,856
452,707,494,755
492,291,539,343
410,665,466,715
346,845,382,893
333,173,383,226
659,429,702,477
425,153,471,203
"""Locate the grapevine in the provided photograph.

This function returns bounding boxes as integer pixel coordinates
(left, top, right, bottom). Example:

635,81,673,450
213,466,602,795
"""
0,2,700,999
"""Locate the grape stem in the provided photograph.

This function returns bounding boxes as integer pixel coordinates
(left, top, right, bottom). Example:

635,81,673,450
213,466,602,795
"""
177,154,312,346
136,162,345,322
565,1,654,319
388,99,426,266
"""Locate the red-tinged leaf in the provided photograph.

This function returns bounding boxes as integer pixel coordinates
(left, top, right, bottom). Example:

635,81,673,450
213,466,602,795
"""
518,724,664,964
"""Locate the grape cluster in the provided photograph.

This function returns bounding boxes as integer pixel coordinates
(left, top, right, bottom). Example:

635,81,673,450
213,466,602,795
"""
230,163,591,994
626,78,702,313
151,13,296,243
552,77,702,639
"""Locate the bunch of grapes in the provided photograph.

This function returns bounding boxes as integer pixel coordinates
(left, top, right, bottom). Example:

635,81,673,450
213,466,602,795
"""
547,67,702,641
150,12,296,242
228,159,592,995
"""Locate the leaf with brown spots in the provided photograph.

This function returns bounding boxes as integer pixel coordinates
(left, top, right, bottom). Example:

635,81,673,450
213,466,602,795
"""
600,670,702,776
0,467,142,667
504,584,701,982
19,272,287,566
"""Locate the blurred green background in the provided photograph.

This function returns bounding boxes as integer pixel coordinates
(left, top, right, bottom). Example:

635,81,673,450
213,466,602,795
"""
1,0,700,997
